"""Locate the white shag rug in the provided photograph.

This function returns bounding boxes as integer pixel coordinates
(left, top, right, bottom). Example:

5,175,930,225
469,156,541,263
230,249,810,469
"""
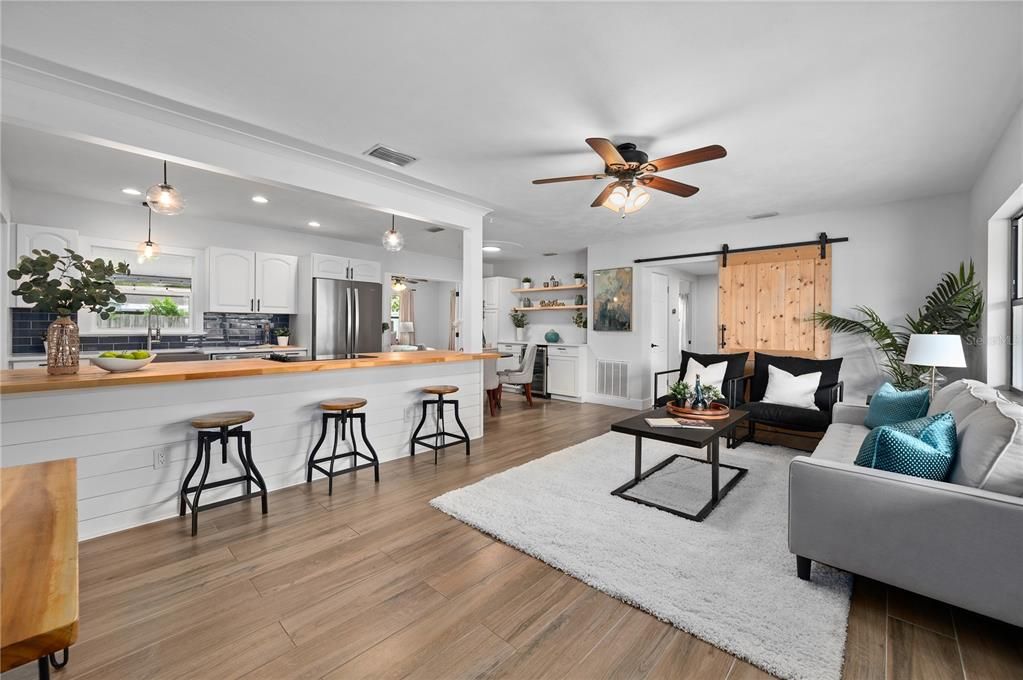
430,432,852,680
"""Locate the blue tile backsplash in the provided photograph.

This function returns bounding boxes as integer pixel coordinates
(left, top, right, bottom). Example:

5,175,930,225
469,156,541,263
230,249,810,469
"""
10,309,291,354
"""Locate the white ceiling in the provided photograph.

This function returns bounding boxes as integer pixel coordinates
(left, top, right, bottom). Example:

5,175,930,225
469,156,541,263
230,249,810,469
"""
2,2,1021,257
1,124,464,257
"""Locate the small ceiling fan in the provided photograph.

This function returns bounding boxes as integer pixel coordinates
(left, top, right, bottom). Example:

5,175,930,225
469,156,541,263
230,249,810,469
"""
532,138,726,215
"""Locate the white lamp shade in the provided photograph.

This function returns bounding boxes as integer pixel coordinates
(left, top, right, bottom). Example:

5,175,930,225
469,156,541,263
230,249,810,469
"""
904,334,966,368
398,321,415,333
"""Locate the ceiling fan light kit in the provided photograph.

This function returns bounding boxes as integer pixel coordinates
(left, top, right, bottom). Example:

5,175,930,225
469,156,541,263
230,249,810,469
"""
533,138,725,216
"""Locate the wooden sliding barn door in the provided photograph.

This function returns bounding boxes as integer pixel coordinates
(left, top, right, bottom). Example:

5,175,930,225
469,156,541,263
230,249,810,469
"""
718,244,831,358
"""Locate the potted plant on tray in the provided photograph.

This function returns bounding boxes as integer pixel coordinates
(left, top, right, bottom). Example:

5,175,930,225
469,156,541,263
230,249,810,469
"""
510,310,528,341
573,272,586,285
521,276,532,289
669,381,691,407
274,327,291,346
8,249,129,375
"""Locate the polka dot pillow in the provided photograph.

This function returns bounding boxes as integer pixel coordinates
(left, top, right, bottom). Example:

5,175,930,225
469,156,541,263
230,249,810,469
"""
855,412,957,481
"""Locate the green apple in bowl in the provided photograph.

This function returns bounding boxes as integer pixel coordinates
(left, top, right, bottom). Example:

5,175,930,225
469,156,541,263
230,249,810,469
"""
91,351,156,373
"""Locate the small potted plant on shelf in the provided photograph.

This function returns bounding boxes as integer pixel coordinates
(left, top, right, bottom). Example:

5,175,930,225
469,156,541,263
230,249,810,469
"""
669,381,691,407
8,249,129,375
573,272,586,286
510,310,528,341
572,311,587,329
274,327,291,346
521,276,532,289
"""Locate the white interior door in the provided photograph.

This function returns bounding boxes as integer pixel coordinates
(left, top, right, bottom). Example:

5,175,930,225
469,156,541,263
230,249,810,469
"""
649,272,669,374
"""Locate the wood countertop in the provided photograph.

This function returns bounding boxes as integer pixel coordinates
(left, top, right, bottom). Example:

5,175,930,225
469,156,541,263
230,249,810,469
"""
0,351,500,395
1,459,78,672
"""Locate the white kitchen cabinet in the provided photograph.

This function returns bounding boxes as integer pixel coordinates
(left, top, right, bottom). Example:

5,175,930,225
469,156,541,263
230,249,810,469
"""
11,224,80,308
546,345,580,398
310,253,379,283
208,247,256,313
254,252,299,313
483,278,499,309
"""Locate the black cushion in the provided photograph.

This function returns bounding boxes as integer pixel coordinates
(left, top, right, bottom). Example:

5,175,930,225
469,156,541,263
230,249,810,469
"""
742,401,833,432
678,350,749,403
751,353,843,411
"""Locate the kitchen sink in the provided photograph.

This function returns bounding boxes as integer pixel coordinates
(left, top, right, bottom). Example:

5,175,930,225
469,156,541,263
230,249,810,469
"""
152,351,205,363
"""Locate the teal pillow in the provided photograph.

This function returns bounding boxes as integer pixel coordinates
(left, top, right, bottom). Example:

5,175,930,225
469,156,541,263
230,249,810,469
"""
865,383,930,428
855,412,957,480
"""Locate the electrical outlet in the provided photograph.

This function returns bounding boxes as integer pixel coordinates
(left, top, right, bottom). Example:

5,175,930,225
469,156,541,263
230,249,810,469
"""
153,449,168,469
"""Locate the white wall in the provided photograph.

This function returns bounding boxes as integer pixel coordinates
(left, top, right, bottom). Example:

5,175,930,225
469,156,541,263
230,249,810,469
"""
587,192,971,405
969,101,1023,386
491,250,588,344
11,188,464,283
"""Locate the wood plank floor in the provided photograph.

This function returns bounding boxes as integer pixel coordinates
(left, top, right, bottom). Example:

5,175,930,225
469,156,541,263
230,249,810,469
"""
4,397,1021,680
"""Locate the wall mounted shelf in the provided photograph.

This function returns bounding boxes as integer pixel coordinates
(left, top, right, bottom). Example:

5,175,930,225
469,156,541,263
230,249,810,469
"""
513,305,588,312
512,284,586,294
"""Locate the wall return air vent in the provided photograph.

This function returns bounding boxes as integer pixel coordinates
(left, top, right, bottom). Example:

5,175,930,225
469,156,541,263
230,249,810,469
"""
364,144,418,168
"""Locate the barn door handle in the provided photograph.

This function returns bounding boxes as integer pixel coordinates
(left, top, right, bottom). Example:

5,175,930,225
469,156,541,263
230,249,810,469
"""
719,324,727,349
650,344,659,348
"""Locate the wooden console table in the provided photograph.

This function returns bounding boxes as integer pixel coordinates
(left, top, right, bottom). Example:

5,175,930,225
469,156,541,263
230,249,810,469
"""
1,459,79,679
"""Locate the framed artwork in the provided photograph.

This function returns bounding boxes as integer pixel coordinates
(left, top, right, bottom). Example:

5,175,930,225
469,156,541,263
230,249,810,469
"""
593,267,633,331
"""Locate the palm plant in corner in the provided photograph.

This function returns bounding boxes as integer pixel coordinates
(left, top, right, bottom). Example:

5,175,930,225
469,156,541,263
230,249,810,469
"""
813,261,983,390
8,249,130,375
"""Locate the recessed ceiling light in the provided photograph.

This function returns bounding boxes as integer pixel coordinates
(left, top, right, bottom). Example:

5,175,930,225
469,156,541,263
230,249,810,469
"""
121,188,141,196
252,195,269,204
482,245,502,253
307,221,321,228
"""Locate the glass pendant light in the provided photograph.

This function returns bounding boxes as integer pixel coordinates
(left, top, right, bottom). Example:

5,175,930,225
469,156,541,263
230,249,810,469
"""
382,214,404,252
137,202,161,263
145,161,185,215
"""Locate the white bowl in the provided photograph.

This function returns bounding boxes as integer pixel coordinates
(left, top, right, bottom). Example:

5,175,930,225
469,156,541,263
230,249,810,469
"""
91,355,156,373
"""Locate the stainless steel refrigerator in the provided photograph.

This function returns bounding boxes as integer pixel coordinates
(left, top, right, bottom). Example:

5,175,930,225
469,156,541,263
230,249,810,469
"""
312,278,383,359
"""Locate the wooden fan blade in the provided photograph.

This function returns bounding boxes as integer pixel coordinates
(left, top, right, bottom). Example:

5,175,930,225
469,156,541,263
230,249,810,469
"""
585,138,628,169
590,182,617,207
640,175,700,198
532,174,606,185
642,144,726,173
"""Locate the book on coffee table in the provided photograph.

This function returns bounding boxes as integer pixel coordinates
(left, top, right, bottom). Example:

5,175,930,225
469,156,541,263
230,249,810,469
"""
644,417,714,430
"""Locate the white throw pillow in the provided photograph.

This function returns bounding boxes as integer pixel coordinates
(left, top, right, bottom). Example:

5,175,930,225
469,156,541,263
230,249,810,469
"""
952,399,1023,496
681,358,728,392
761,365,821,410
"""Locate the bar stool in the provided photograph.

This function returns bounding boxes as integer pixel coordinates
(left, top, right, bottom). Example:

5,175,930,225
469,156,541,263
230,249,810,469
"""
180,410,268,536
306,397,380,495
410,385,470,463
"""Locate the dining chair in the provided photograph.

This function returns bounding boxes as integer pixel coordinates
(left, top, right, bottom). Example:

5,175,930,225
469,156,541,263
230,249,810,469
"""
499,344,538,407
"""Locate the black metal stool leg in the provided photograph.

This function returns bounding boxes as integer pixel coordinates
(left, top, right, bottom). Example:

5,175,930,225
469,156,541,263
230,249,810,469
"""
49,648,68,669
37,656,50,680
452,399,470,456
238,432,252,495
308,413,329,483
410,401,428,456
348,411,359,470
357,413,380,482
243,431,268,514
328,415,340,496
180,436,203,516
191,436,212,536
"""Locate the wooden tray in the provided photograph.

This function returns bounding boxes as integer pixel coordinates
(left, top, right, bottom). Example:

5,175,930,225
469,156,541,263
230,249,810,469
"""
665,402,732,420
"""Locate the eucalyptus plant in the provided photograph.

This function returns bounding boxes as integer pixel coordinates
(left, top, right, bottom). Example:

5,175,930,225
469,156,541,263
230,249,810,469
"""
813,261,983,389
7,249,130,319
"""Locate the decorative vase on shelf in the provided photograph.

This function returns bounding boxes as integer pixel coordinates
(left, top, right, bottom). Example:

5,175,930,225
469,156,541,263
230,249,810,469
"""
522,297,532,308
544,329,561,343
522,280,532,289
46,316,80,375
575,294,585,305
515,327,526,341
574,277,585,286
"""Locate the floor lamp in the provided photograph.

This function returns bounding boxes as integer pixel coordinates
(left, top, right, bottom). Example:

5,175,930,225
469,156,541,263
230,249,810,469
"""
904,333,967,400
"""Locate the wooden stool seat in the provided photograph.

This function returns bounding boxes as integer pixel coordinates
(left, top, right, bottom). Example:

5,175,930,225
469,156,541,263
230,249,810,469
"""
190,411,254,429
423,385,459,395
320,397,368,411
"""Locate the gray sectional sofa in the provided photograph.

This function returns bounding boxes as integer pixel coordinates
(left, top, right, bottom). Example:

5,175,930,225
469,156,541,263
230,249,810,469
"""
788,379,1023,626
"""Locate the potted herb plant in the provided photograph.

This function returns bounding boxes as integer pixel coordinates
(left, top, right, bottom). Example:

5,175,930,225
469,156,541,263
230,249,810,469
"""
510,310,528,341
521,276,532,289
274,327,291,346
573,272,586,286
669,381,690,407
8,249,129,375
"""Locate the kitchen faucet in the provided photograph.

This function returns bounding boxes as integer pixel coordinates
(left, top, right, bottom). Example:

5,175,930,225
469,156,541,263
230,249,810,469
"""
147,312,162,351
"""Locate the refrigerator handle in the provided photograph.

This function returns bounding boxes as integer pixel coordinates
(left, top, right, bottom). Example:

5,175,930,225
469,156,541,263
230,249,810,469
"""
345,286,353,357
354,288,361,352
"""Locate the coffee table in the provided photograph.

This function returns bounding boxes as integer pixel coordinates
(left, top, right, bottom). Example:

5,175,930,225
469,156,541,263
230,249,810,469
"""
610,408,749,521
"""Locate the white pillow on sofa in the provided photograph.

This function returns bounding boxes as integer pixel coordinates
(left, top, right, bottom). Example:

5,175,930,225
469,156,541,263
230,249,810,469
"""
928,378,1005,424
681,358,728,392
953,399,1023,496
761,365,821,410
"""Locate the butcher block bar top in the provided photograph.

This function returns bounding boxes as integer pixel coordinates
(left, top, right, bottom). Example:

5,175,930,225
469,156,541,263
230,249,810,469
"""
0,350,500,395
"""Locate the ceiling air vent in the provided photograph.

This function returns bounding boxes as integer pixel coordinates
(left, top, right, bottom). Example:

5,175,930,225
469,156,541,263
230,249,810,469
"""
543,252,559,257
747,211,780,221
425,226,445,233
364,144,417,168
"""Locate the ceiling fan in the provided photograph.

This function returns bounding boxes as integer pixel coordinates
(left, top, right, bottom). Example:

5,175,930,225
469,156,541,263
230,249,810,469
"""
532,138,726,215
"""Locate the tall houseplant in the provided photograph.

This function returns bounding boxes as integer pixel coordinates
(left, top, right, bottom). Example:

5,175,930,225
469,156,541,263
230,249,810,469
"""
813,261,983,390
8,249,130,375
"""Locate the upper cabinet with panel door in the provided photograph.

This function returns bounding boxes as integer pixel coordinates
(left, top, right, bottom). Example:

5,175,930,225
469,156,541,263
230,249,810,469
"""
11,225,80,308
310,253,380,283
208,247,298,314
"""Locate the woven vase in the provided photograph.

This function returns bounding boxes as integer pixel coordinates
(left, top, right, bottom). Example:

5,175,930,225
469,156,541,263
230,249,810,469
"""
46,316,80,375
